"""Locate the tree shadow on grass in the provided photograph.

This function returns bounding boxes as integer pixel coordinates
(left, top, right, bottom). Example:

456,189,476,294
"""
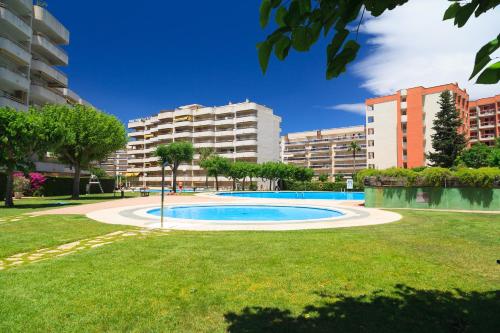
224,284,499,333
0,203,80,210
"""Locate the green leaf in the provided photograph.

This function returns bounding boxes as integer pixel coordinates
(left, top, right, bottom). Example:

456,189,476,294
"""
298,0,311,15
274,36,291,60
275,6,287,27
257,41,273,73
326,40,360,79
326,29,349,60
469,34,500,79
476,61,500,84
260,0,272,28
443,2,460,20
285,1,302,27
454,2,478,27
291,26,311,51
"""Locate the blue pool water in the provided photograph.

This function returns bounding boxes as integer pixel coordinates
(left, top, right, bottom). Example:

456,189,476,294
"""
147,205,344,221
217,191,365,200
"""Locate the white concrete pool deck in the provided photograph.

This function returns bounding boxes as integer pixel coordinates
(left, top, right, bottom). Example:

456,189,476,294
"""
32,193,402,231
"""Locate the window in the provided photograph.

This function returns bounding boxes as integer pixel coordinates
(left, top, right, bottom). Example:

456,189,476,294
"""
368,140,374,147
368,152,374,159
367,116,374,123
368,164,375,169
367,105,374,111
367,128,374,135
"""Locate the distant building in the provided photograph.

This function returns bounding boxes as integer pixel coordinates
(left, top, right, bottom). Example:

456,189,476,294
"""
281,126,367,179
99,150,128,177
365,83,470,169
127,101,281,188
469,94,500,146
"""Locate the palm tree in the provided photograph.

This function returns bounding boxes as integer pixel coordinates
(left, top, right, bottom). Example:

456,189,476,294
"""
197,147,215,188
347,141,362,177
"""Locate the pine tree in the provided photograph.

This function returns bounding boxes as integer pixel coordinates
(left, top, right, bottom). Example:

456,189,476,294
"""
427,90,466,167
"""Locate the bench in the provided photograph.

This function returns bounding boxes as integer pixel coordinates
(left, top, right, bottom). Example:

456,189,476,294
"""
139,188,150,197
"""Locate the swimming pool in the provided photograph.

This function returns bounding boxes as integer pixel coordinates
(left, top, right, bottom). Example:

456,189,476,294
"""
146,205,344,221
217,191,365,200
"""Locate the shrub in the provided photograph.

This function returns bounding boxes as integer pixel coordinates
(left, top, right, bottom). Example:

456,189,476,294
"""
29,172,47,191
419,167,452,186
13,173,30,193
454,168,500,188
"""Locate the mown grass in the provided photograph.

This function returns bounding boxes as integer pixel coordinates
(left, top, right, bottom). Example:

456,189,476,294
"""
0,192,142,218
0,210,499,332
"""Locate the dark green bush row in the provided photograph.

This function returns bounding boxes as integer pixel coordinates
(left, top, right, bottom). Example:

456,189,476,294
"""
283,180,362,191
358,167,500,188
0,174,115,199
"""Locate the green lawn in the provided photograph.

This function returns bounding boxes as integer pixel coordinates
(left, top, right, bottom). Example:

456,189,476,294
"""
0,210,499,332
0,192,142,218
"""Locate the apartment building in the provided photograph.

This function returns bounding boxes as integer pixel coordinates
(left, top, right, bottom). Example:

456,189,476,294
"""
281,126,367,179
98,150,128,177
365,83,470,169
127,101,281,188
0,1,89,110
469,94,500,146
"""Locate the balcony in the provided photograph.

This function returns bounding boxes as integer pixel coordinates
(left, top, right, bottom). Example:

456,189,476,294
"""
174,120,193,127
31,60,68,87
30,84,67,105
235,139,258,146
33,5,70,45
158,123,173,130
479,123,496,129
0,65,29,91
0,90,26,110
478,110,496,117
235,151,258,158
215,141,234,148
215,130,235,137
60,88,80,104
235,127,257,135
0,5,31,40
193,142,215,148
193,119,215,126
31,34,69,66
7,0,32,15
173,131,192,139
236,115,258,123
0,36,30,64
192,130,215,138
215,118,234,126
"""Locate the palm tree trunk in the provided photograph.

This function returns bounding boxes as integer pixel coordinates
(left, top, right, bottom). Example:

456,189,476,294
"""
4,169,14,207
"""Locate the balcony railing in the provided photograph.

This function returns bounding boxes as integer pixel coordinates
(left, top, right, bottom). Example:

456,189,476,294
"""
31,33,68,66
33,5,70,45
0,36,30,64
0,4,32,39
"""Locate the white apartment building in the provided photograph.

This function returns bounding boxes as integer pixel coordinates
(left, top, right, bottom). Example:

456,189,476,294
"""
281,125,367,179
99,150,128,177
0,1,90,110
127,101,281,188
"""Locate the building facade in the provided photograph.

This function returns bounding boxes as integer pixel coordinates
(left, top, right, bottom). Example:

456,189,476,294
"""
127,101,281,188
99,150,128,177
469,94,500,146
281,126,367,179
365,83,471,169
0,1,89,110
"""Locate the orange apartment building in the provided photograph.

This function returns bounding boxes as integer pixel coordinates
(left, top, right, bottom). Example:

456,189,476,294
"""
468,95,500,146
364,83,491,169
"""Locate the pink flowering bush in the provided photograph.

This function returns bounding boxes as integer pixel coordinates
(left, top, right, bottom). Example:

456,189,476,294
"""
29,172,47,191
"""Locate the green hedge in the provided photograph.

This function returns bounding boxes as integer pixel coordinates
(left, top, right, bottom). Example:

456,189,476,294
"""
358,167,500,188
0,174,115,199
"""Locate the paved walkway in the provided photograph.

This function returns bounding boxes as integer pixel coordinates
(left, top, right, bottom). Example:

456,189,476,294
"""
0,229,169,271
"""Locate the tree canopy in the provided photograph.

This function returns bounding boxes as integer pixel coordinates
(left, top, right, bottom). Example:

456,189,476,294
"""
258,0,499,84
42,104,127,199
0,107,52,207
427,91,466,168
155,141,194,192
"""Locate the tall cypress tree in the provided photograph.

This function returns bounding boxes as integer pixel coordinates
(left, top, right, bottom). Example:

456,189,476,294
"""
427,91,466,167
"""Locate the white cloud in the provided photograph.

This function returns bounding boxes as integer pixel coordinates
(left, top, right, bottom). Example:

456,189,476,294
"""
326,103,366,115
355,0,500,99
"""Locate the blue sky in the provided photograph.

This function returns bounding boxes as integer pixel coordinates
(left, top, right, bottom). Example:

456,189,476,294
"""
48,0,371,133
47,0,498,133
